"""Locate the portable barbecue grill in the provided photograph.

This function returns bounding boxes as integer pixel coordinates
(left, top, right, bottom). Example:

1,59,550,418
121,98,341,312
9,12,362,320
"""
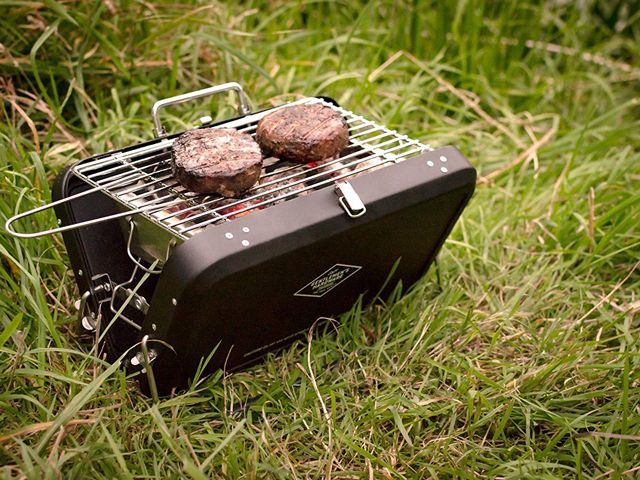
6,82,476,397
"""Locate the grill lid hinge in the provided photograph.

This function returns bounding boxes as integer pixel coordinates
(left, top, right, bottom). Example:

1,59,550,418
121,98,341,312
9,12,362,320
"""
335,181,366,218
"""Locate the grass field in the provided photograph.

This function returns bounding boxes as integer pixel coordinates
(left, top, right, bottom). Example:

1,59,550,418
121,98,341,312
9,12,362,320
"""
1,0,640,478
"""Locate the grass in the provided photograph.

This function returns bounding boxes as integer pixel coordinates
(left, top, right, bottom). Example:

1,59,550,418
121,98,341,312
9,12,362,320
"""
1,0,639,477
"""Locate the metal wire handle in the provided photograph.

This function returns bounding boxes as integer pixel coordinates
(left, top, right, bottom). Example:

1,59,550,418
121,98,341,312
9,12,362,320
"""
4,183,183,238
152,82,251,137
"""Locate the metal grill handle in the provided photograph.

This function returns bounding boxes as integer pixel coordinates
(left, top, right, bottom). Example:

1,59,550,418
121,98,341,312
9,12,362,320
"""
151,82,251,137
4,184,182,239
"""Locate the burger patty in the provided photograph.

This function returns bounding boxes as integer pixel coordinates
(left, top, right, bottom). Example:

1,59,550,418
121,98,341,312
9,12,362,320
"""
171,128,263,197
256,104,349,163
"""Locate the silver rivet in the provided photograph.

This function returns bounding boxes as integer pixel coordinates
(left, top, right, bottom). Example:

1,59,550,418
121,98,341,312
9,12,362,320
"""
427,160,434,167
242,227,250,233
225,232,233,239
440,166,448,173
241,240,250,247
78,269,83,277
171,298,177,306
439,155,448,162
151,323,157,331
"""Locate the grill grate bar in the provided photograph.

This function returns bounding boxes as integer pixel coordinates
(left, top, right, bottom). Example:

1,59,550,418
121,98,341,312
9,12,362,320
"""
71,159,172,203
113,135,422,235
84,152,169,182
113,173,176,198
78,103,370,183
91,122,396,214
155,135,407,224
170,136,426,229
182,145,426,234
75,139,172,175
70,97,432,241
117,177,180,201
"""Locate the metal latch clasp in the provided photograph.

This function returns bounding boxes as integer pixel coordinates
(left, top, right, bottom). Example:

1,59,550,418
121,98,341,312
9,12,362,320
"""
335,182,366,218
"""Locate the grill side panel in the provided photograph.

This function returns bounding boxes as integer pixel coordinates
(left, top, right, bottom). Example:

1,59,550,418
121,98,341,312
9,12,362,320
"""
141,147,476,394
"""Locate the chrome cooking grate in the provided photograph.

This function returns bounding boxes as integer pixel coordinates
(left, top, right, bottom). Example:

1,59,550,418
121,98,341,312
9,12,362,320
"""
5,92,436,242
71,98,433,240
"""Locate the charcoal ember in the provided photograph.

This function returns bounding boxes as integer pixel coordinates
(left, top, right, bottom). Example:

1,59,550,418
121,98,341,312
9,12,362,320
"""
164,201,224,225
355,157,389,175
253,164,309,204
171,128,262,197
256,104,349,163
164,202,198,221
216,199,257,220
313,156,354,179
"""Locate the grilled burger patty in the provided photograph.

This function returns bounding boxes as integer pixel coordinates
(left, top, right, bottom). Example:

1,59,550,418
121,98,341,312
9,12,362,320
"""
256,104,349,163
171,128,263,197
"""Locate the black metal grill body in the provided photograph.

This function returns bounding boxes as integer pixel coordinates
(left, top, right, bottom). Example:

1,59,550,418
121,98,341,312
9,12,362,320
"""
48,97,475,395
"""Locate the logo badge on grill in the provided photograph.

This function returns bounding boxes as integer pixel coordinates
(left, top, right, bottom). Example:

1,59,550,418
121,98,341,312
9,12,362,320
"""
294,263,362,298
